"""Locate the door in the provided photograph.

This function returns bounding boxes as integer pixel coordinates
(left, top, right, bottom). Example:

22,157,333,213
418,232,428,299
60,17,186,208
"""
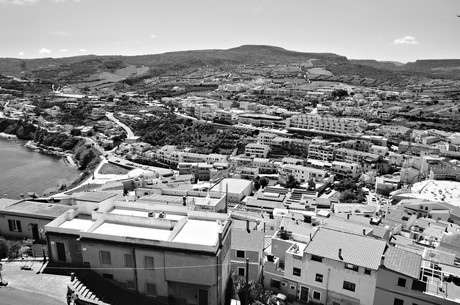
56,242,66,262
198,289,208,305
31,224,39,240
300,286,309,302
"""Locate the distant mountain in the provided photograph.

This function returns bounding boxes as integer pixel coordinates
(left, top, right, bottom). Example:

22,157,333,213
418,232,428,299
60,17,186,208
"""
350,59,460,80
0,45,347,78
0,45,459,92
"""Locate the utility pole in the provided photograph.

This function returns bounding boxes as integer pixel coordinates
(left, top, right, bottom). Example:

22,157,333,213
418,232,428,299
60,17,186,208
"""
245,258,249,305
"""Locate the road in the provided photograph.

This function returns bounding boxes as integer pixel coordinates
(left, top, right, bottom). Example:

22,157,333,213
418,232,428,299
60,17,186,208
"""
105,112,136,139
0,286,64,305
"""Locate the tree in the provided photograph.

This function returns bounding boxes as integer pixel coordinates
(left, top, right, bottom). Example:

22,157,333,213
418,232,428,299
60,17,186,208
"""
285,174,300,188
260,177,269,189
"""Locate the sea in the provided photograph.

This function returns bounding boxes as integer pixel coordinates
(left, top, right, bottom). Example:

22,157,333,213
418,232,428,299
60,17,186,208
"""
0,138,82,199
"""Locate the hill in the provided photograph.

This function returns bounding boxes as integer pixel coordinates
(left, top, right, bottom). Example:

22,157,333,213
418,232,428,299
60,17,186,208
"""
350,59,460,80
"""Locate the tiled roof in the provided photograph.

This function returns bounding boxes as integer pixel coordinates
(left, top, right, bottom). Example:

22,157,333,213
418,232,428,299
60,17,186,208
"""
231,229,265,252
305,228,386,270
383,246,422,278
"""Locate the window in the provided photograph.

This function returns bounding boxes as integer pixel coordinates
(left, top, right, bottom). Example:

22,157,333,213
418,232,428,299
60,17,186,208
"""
313,291,321,300
315,273,323,283
100,251,111,265
146,283,157,296
8,219,22,232
125,253,133,268
394,298,404,305
311,255,323,262
270,279,281,289
238,267,245,277
236,250,245,258
397,278,406,287
364,268,371,275
343,281,356,292
293,267,301,276
345,263,359,272
102,273,113,279
144,256,154,269
126,280,136,290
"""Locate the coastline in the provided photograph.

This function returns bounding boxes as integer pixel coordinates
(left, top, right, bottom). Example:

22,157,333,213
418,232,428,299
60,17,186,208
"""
0,132,18,140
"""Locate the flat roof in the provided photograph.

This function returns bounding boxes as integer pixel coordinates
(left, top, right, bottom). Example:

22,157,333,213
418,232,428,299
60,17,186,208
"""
72,192,117,203
110,208,185,221
2,201,73,219
210,178,252,194
93,222,172,241
59,219,94,232
173,219,220,246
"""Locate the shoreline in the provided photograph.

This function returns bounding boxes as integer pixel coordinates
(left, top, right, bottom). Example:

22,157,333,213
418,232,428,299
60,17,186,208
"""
0,132,18,140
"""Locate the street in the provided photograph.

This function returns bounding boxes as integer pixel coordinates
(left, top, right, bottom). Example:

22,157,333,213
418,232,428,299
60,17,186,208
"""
0,286,64,305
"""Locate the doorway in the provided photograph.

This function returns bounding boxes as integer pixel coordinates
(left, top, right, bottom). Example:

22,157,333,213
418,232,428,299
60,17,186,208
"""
198,289,208,305
31,224,39,241
56,242,66,262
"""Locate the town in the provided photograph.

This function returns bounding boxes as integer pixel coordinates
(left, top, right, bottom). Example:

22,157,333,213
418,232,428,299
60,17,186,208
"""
0,58,460,305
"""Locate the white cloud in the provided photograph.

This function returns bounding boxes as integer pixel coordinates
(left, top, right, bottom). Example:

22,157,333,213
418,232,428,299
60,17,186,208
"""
18,51,25,56
38,47,52,54
59,48,68,52
79,48,87,52
150,34,156,39
394,36,418,45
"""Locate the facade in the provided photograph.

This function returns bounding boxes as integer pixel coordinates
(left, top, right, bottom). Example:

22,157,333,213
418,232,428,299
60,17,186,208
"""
245,143,270,158
209,178,253,204
375,246,459,305
279,164,329,185
230,229,265,282
46,206,232,305
308,139,335,162
0,200,75,242
287,114,367,134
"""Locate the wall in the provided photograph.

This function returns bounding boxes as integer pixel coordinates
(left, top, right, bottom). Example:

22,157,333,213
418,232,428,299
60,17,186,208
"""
47,233,83,265
374,268,459,305
0,214,51,241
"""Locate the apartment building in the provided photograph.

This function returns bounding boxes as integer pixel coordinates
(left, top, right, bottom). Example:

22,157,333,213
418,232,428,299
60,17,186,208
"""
257,133,277,146
375,246,460,305
155,146,227,167
46,205,232,305
330,161,362,179
264,225,387,305
308,139,335,161
230,228,265,282
279,164,329,185
238,113,286,129
245,143,270,158
287,114,367,134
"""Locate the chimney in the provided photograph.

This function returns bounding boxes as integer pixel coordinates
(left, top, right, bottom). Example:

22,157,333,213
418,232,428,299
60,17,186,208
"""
339,248,343,260
246,220,250,233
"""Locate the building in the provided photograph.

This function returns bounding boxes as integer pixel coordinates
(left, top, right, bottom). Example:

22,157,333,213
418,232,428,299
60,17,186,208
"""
287,114,367,134
278,164,330,185
245,143,270,158
300,228,387,305
46,205,232,305
230,228,265,282
375,246,460,305
0,200,75,242
308,139,335,162
209,178,253,204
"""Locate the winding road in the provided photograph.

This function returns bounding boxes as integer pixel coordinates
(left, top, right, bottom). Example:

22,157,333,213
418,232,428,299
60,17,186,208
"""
105,112,137,139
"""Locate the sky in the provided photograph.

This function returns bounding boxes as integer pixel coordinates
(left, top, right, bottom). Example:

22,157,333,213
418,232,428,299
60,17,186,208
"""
0,0,459,63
